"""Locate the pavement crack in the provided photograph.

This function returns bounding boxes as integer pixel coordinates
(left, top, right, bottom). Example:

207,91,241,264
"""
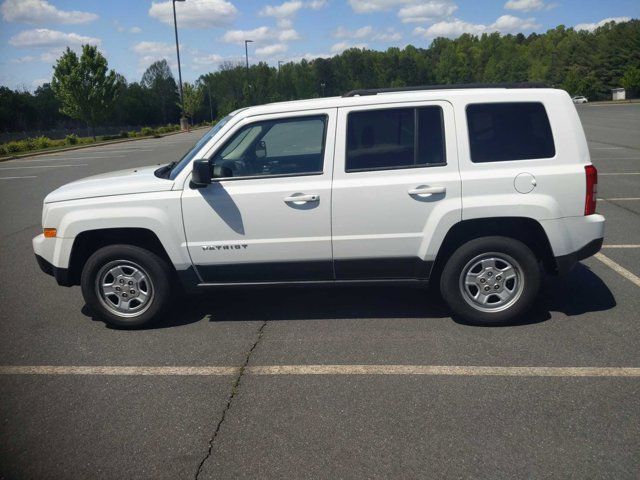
194,320,267,479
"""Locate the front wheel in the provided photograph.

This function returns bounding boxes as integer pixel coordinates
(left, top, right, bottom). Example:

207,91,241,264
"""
81,245,173,328
440,236,541,325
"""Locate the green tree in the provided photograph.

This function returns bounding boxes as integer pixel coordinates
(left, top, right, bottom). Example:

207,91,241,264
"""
51,45,121,139
181,81,204,124
621,66,640,97
141,60,180,124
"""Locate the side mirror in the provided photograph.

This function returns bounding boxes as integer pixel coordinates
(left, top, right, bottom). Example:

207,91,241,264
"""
191,159,212,188
213,164,233,178
255,140,267,159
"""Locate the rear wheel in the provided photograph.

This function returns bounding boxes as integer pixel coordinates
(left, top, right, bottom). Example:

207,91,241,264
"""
81,245,173,328
440,236,541,325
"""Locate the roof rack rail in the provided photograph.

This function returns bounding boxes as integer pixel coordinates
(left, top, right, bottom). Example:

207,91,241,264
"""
342,82,549,97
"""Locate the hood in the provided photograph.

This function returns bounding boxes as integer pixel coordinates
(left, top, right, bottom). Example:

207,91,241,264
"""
44,165,174,203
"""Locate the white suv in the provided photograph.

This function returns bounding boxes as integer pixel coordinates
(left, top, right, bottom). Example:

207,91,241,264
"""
33,84,605,328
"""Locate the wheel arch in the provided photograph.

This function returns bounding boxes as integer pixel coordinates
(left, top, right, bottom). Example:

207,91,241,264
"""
67,228,175,286
429,217,556,284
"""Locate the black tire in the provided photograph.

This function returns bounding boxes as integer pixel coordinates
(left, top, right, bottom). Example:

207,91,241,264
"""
81,244,173,328
440,236,541,325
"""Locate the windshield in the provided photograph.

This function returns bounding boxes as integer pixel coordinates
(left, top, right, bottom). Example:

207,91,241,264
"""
168,115,231,180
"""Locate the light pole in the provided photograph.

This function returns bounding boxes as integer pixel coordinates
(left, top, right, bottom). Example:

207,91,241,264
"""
320,82,326,97
172,0,187,130
244,40,253,70
278,60,284,71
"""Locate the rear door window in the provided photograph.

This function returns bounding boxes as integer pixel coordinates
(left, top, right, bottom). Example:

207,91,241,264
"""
466,102,555,163
346,106,446,172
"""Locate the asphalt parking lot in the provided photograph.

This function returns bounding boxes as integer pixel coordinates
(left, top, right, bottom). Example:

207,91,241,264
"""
1,104,639,479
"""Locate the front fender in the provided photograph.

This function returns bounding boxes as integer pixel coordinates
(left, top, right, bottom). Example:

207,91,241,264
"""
43,192,190,270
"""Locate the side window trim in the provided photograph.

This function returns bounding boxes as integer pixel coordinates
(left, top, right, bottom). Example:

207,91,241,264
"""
208,113,329,181
345,105,447,173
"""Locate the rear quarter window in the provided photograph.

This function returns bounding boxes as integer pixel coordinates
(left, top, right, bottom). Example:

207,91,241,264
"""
466,102,555,163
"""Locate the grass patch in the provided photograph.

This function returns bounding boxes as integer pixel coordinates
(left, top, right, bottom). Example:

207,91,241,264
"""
0,124,182,157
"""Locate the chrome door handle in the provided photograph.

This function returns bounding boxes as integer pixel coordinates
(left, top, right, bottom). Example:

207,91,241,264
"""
284,194,319,204
408,185,446,196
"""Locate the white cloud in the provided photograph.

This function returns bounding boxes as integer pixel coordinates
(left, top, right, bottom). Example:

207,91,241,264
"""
279,29,301,41
9,28,101,48
333,25,402,43
193,53,224,66
222,26,273,43
40,48,68,62
334,25,373,39
12,46,86,64
1,0,97,25
373,29,402,41
260,1,303,18
504,0,556,12
492,14,540,32
348,0,412,13
277,18,293,28
11,55,36,63
149,0,237,28
331,41,368,53
31,77,48,88
574,16,631,32
259,0,326,19
414,14,540,38
132,41,174,56
307,0,328,9
222,26,300,44
398,1,457,23
255,43,288,56
130,26,142,34
132,41,177,70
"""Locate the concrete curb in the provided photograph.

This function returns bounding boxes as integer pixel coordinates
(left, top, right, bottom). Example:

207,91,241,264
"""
582,99,640,106
0,126,210,163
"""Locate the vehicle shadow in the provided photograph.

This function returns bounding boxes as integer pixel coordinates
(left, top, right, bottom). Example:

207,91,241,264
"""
84,263,615,330
451,263,616,327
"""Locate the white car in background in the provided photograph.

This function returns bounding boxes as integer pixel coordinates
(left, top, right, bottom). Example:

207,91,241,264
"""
572,95,588,104
34,84,605,328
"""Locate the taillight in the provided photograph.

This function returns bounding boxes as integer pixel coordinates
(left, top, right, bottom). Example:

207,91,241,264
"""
585,165,597,215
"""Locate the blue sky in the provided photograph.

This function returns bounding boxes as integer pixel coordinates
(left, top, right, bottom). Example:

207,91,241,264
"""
1,0,638,90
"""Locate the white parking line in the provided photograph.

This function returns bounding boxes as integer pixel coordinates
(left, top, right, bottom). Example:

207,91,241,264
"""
1,364,639,377
10,155,124,163
594,253,640,288
0,366,238,376
0,175,37,180
599,173,640,176
599,197,640,201
0,164,88,170
248,365,640,377
603,245,640,248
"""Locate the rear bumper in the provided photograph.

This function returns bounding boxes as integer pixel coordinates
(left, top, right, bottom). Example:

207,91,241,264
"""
554,237,603,275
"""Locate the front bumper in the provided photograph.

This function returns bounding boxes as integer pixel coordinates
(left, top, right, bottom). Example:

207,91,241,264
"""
35,254,72,286
33,233,73,286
